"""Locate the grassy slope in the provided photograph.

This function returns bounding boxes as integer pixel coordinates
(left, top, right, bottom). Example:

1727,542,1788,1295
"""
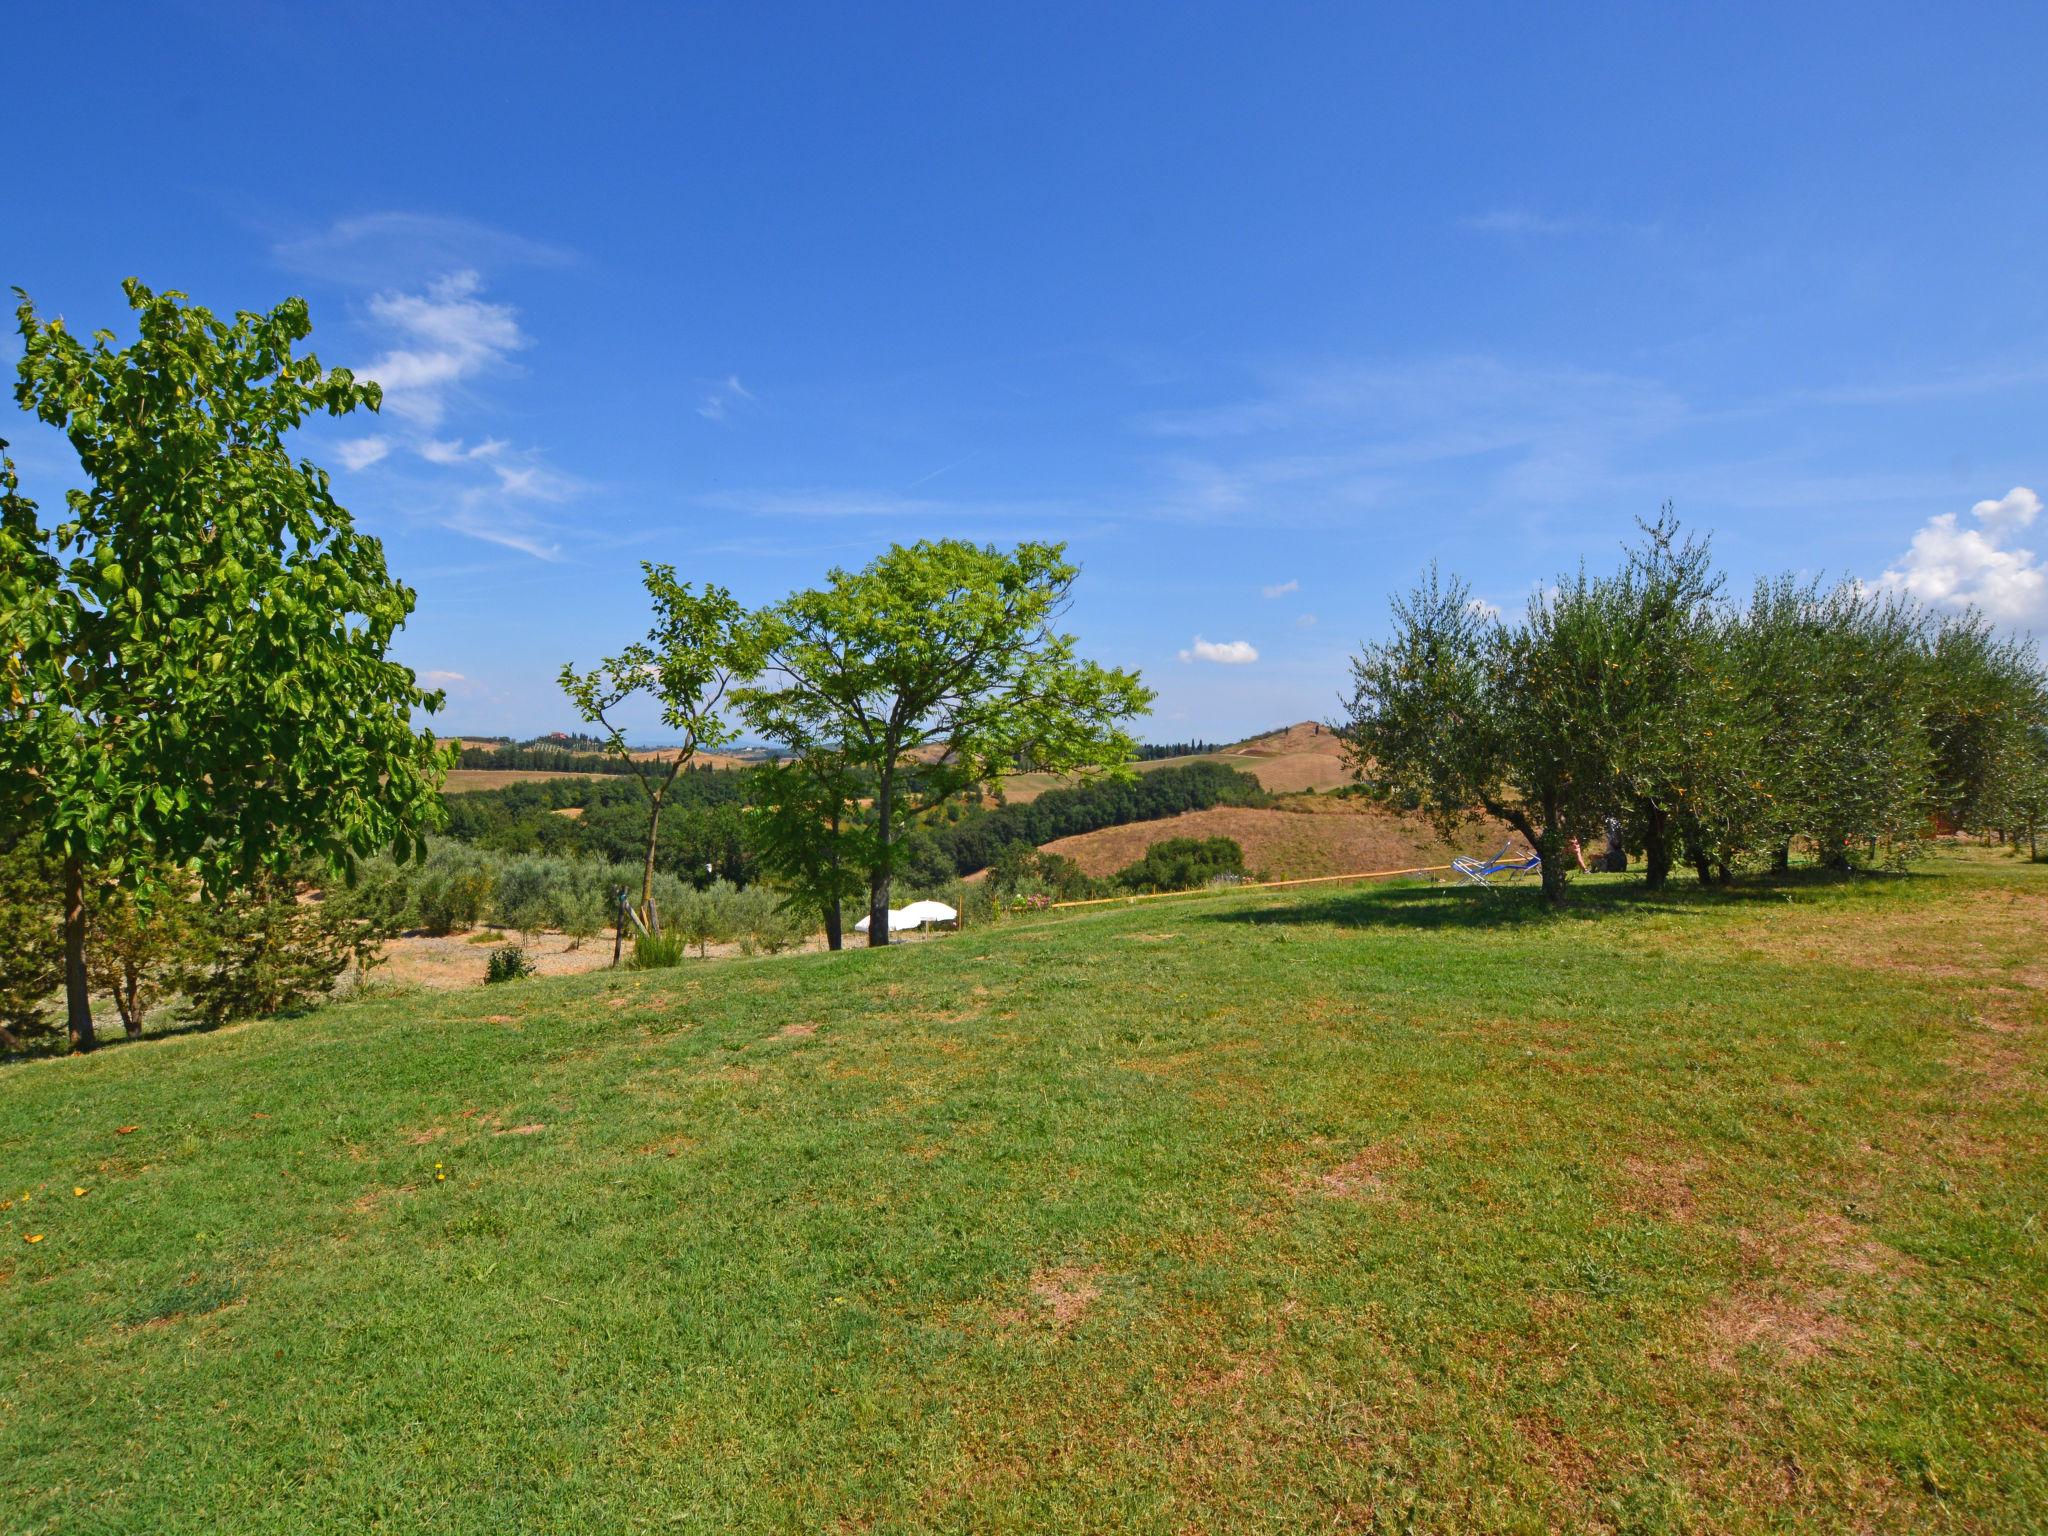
2,852,2044,1533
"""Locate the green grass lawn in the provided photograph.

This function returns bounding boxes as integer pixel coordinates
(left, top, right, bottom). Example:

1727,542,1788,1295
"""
3,850,2044,1533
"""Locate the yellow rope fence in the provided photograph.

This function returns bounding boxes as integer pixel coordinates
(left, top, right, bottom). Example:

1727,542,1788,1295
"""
1045,861,1459,910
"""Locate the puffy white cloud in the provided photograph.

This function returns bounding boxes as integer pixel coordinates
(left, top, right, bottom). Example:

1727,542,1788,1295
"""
1178,636,1259,665
1971,486,2043,538
1260,579,1299,598
358,271,526,427
333,436,390,471
1466,597,1503,620
1880,486,2045,623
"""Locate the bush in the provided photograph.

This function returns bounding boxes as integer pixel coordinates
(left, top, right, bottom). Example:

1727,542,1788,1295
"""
631,933,688,969
0,838,62,1047
175,871,380,1027
484,945,535,984
1114,836,1247,894
412,845,498,935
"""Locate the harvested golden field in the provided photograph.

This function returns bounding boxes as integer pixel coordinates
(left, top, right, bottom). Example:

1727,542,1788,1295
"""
442,769,613,793
1039,798,1520,881
999,721,1354,802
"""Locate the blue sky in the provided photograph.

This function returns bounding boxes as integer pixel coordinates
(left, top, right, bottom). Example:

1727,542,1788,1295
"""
8,2,2045,741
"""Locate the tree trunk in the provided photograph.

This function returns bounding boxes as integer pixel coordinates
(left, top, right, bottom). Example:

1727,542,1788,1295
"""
1538,830,1566,907
63,855,94,1053
120,961,144,1040
1536,795,1566,908
1770,841,1791,875
868,770,894,947
1643,805,1671,891
823,806,844,951
640,792,664,926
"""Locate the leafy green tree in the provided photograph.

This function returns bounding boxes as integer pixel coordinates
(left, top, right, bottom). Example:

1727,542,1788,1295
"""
86,873,191,1040
174,870,379,1028
1922,612,2047,838
745,752,869,949
1597,512,1739,887
0,834,61,1052
2,282,449,1051
739,541,1151,945
1797,583,1932,870
1342,566,1613,905
559,567,768,931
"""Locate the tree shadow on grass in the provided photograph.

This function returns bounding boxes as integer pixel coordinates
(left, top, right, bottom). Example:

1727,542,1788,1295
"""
1196,867,1927,934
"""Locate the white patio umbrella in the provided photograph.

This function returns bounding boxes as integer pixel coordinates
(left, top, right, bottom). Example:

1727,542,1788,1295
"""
851,908,921,934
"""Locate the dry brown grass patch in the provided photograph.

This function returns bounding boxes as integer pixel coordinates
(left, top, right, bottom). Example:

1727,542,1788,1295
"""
1616,1153,1705,1224
1027,1264,1103,1329
1695,1286,1849,1371
1514,1410,1600,1496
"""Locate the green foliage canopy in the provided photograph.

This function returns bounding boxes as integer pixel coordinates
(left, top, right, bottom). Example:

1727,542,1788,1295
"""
2,280,449,1047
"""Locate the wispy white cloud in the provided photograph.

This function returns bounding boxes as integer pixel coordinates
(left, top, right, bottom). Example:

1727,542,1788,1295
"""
1881,486,2045,623
316,261,582,562
1462,207,1579,236
358,271,526,428
1295,613,1318,629
1128,357,1688,529
1178,636,1259,665
1260,579,1300,598
418,436,507,466
334,436,390,471
273,212,573,287
697,375,756,423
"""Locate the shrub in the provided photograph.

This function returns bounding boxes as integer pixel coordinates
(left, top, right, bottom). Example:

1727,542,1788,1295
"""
0,838,62,1048
1114,836,1247,894
412,845,498,935
485,945,535,984
631,933,688,970
175,871,380,1027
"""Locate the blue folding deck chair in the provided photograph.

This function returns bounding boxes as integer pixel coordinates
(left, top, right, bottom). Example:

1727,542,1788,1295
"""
1452,841,1541,888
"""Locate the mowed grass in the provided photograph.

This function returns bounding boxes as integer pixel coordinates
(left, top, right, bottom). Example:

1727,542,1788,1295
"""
2,851,2044,1533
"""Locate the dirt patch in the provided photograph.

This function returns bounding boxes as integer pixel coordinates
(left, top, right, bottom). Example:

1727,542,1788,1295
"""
775,1023,818,1040
492,1122,547,1137
404,1127,448,1145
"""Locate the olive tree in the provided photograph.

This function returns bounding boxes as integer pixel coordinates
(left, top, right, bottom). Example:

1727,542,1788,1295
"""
559,567,768,931
1922,612,2047,839
2,282,448,1051
739,541,1151,945
1340,565,1619,906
